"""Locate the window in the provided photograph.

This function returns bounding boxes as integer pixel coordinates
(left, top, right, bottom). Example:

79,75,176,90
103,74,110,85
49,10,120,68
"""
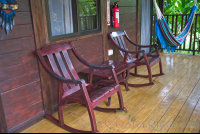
45,0,101,42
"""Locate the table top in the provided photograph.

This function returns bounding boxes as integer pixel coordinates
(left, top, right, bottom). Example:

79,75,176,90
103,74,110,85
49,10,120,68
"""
80,60,135,79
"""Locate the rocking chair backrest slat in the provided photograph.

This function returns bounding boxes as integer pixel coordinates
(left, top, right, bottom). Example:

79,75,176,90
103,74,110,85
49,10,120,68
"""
54,52,80,90
47,53,70,91
113,36,126,58
119,36,135,61
110,31,135,62
62,51,79,80
39,43,81,96
47,54,63,77
116,36,134,61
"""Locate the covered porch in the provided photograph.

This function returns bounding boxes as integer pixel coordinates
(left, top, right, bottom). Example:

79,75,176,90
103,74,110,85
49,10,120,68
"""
21,52,200,133
0,0,200,133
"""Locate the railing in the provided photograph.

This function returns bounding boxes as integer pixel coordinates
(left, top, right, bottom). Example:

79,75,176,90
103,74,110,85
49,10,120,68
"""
151,14,200,55
80,15,97,31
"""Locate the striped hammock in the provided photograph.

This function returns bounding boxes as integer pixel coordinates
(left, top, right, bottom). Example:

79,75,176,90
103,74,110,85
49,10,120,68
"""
153,0,198,52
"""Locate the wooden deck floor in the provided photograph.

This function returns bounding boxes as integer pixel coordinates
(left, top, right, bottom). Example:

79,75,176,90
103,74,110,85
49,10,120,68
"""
22,53,200,133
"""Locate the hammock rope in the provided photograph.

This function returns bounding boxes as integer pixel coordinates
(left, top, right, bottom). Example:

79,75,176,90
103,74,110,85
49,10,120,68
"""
153,0,198,52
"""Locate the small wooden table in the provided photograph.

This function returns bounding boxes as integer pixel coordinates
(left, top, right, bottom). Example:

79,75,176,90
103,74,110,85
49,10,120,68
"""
80,60,135,92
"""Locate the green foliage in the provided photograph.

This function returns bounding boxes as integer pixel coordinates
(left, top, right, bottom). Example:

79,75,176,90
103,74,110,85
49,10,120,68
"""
78,0,97,16
164,0,200,14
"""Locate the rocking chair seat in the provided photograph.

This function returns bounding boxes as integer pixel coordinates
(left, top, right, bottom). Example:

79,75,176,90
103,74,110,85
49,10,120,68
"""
68,81,119,108
137,55,161,68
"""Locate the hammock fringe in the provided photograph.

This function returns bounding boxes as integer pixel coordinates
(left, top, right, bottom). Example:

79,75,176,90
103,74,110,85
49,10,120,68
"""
155,21,178,53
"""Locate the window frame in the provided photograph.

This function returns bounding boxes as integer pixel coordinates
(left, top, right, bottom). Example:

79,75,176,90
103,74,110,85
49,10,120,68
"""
45,0,102,42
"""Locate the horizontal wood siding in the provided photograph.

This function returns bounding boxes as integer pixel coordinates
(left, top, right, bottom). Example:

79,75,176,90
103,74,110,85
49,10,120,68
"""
0,0,44,132
108,0,137,61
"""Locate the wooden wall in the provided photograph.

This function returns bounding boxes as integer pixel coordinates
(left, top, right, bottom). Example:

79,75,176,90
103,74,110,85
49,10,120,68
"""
0,0,44,133
108,0,138,61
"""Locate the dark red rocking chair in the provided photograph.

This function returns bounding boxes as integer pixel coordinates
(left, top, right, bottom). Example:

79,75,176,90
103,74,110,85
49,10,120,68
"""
109,30,164,87
35,42,127,133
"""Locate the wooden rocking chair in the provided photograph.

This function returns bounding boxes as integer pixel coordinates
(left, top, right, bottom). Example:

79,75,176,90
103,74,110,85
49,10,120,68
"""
109,30,164,87
35,42,127,133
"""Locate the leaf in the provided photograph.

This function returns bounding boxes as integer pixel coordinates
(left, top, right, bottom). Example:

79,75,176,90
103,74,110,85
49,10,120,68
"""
186,0,191,5
183,6,192,14
182,0,186,8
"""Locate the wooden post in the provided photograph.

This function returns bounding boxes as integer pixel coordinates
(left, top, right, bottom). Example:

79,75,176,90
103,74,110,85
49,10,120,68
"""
159,0,164,14
136,0,142,45
0,95,7,133
101,0,109,61
30,0,54,115
159,0,164,52
150,0,153,52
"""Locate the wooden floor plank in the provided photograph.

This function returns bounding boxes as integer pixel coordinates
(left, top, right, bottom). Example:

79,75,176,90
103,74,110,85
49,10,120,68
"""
103,55,198,133
183,99,200,133
150,62,200,133
102,54,195,133
132,57,200,133
167,82,200,133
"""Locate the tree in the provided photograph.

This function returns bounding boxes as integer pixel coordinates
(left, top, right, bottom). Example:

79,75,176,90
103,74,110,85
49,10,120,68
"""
164,0,200,14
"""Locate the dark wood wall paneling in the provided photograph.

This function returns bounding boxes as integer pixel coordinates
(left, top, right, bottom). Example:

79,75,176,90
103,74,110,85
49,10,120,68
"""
108,0,138,61
0,0,44,133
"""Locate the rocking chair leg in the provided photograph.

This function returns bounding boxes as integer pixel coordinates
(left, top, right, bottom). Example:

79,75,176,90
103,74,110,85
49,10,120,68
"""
124,69,131,91
135,67,137,75
146,63,153,84
86,105,99,133
117,89,124,109
119,70,131,91
117,89,127,113
159,60,164,75
122,71,125,78
107,97,111,106
58,106,64,126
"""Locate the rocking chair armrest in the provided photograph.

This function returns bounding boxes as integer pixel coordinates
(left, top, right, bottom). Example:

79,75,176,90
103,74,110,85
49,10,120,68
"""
124,30,158,48
118,47,145,55
71,43,114,70
128,40,157,48
47,71,85,85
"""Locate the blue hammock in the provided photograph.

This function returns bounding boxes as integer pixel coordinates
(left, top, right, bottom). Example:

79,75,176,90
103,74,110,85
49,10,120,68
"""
153,0,198,52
